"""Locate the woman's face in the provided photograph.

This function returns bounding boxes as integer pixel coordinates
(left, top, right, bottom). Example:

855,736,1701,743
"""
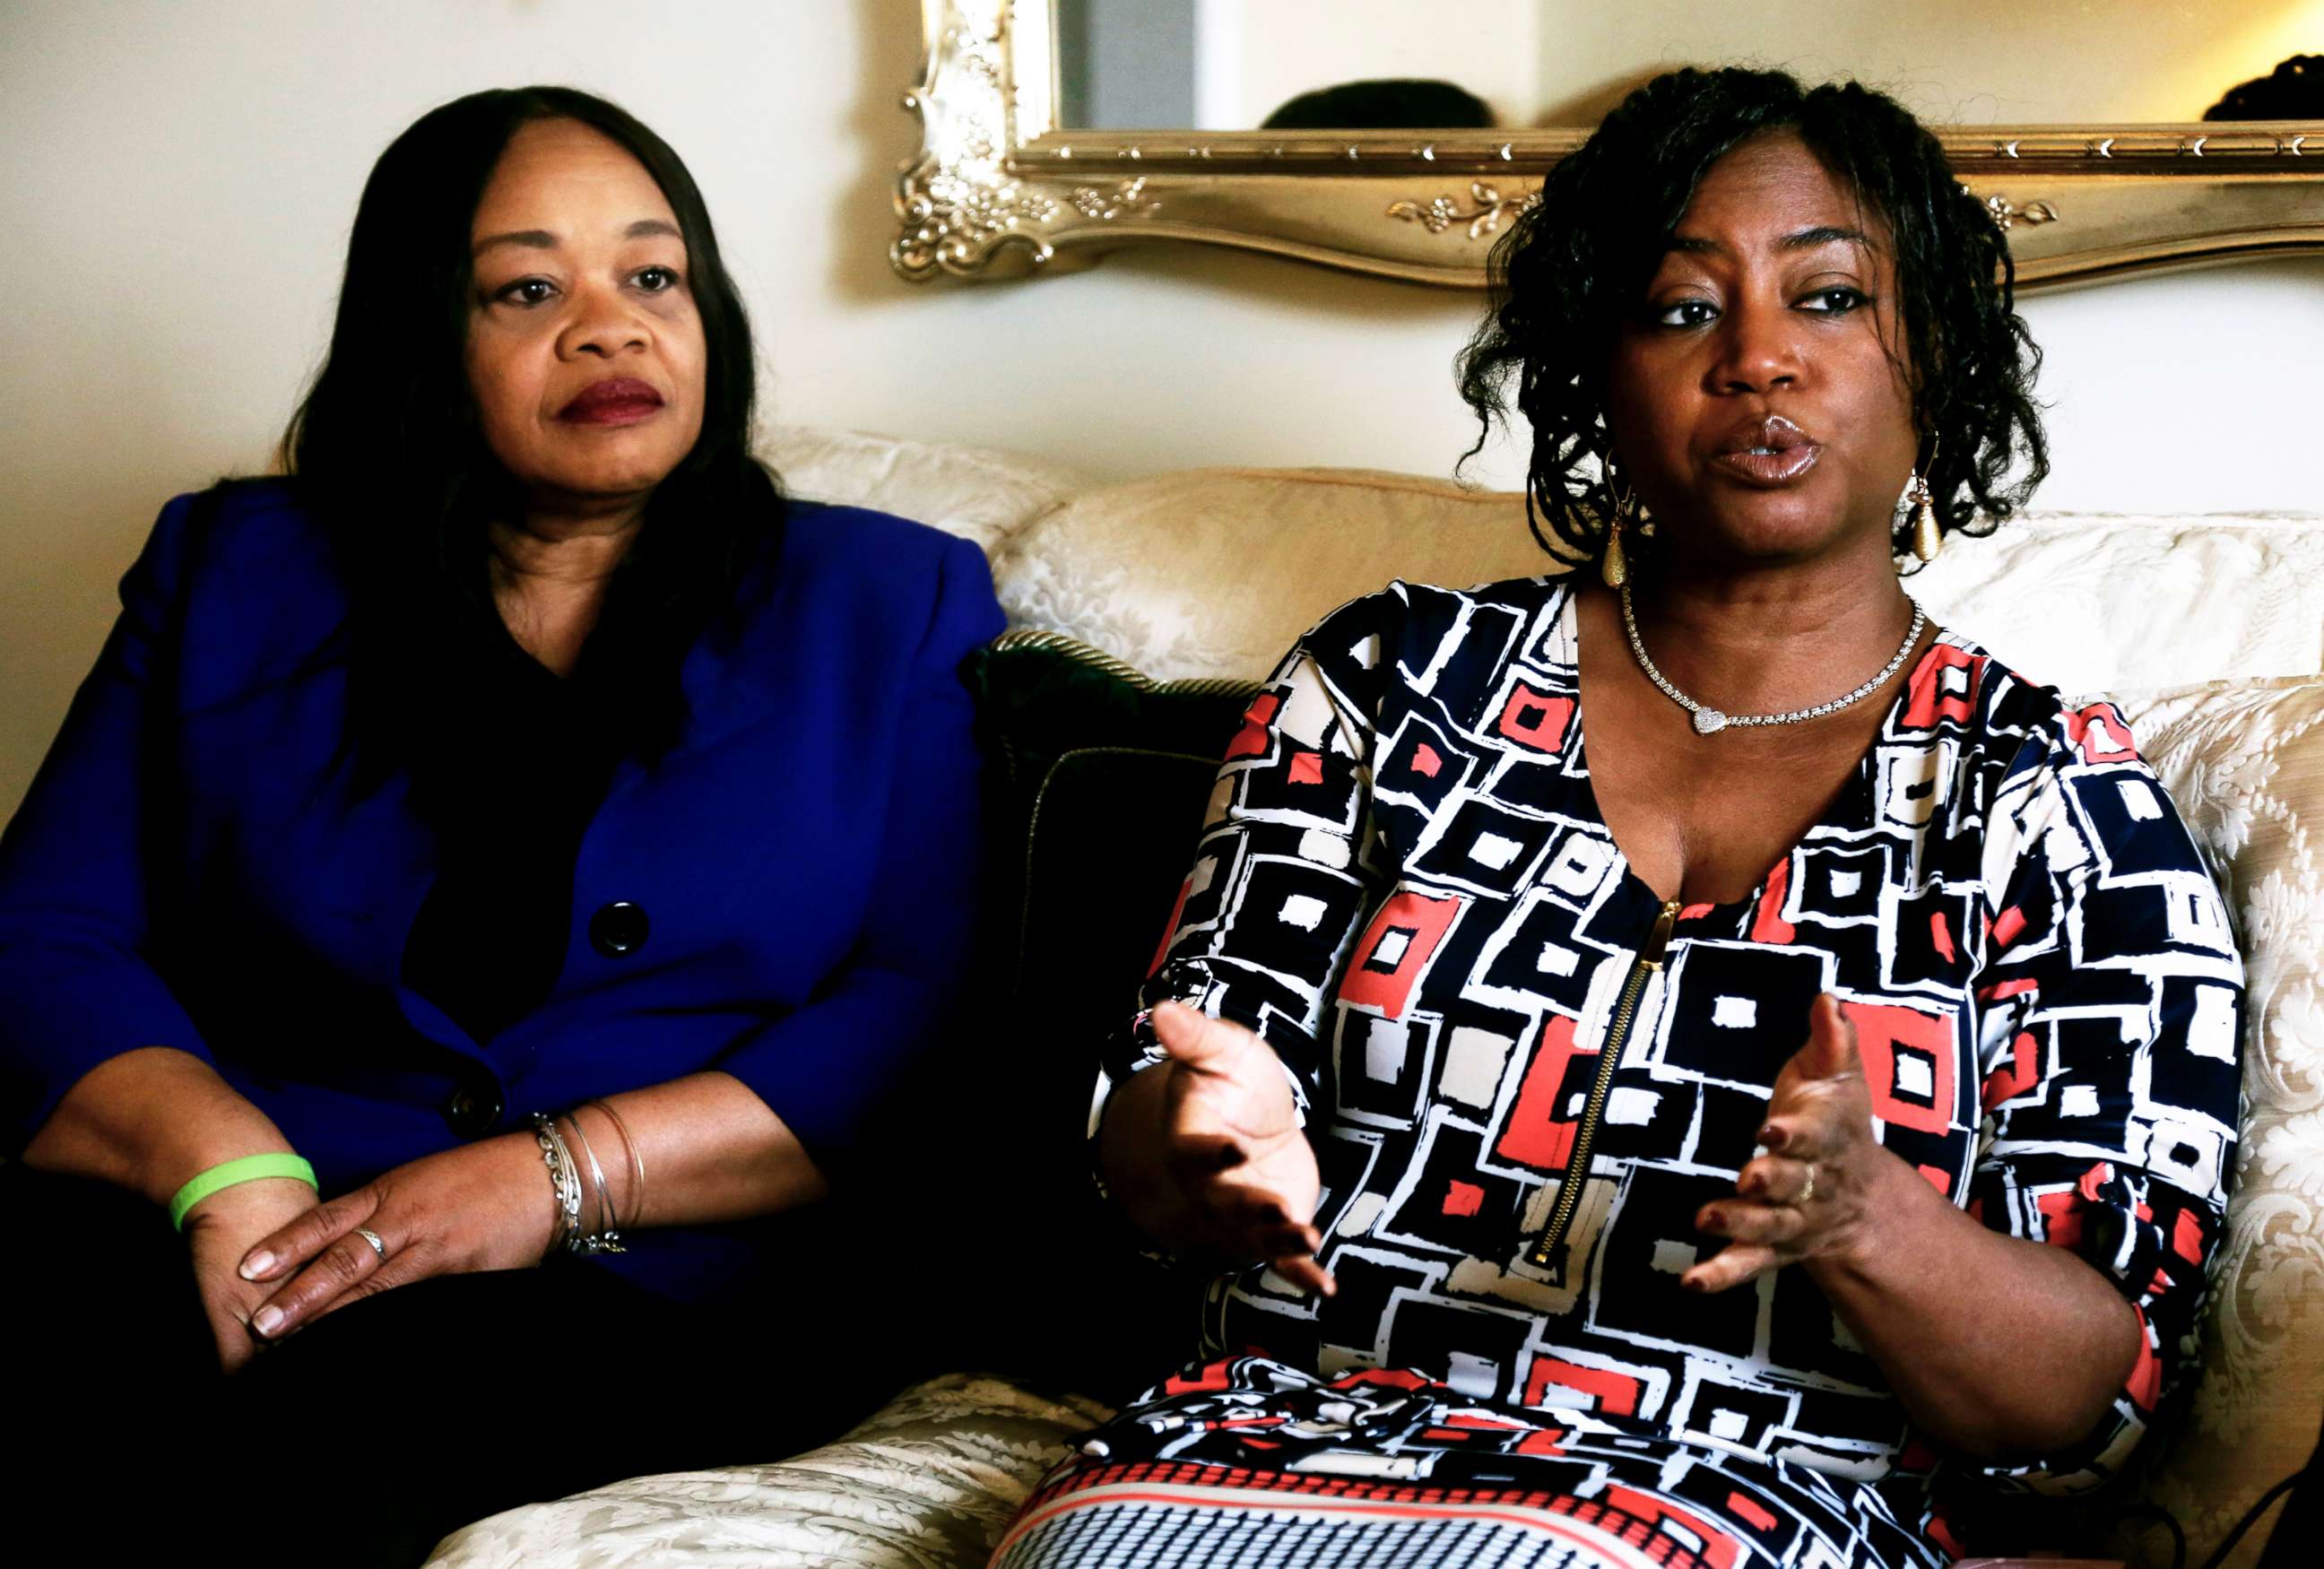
464,118,707,512
1603,131,1919,568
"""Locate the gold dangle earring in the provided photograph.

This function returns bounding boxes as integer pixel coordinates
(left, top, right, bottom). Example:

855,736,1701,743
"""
1601,458,1637,588
1908,444,1942,563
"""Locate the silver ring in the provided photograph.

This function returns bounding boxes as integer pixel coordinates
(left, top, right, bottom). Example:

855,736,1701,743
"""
1798,1164,1817,1206
354,1227,386,1263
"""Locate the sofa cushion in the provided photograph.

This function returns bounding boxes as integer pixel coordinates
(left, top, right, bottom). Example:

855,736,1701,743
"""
991,467,1549,681
762,426,1087,558
423,1373,1114,1567
415,653,2323,1569
2100,674,2324,1568
1914,518,2324,696
984,456,2324,691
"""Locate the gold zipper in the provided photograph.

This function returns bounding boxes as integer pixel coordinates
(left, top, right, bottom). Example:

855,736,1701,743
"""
1523,897,1680,1272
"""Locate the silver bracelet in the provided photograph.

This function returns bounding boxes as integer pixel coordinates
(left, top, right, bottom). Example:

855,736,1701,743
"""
530,1114,583,1253
559,1110,626,1255
558,1114,603,1239
583,1097,647,1231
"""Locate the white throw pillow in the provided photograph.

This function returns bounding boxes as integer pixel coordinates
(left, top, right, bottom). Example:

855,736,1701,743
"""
763,427,1089,559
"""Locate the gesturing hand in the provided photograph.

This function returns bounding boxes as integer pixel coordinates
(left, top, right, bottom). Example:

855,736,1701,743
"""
1686,993,1884,1294
236,1132,560,1341
1106,1000,1336,1296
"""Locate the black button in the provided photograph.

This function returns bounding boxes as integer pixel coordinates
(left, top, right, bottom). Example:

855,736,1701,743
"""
444,1081,504,1138
589,901,649,958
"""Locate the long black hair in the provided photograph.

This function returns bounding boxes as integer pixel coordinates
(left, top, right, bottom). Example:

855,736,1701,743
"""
283,85,781,808
1457,66,2047,570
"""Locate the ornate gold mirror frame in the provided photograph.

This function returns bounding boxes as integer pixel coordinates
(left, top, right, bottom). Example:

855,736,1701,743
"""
892,0,2324,290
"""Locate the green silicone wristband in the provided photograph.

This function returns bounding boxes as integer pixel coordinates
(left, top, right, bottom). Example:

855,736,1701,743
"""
169,1153,317,1230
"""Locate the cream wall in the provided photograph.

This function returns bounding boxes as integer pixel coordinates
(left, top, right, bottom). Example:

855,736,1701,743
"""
2,0,2320,823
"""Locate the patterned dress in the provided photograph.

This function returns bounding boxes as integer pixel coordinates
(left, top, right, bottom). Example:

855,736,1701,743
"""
995,577,2242,1569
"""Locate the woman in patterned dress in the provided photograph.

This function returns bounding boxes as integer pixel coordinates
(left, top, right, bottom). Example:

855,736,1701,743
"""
993,68,2242,1569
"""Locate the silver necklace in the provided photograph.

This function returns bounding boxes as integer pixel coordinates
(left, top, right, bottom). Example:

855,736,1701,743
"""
1619,583,1928,736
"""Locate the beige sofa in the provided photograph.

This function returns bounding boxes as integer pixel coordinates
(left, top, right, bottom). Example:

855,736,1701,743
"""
427,427,2324,1568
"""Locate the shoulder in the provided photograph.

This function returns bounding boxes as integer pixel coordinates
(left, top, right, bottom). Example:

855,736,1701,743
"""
1922,632,2146,784
126,479,349,663
1937,634,2224,908
776,501,978,575
736,501,1002,661
1292,573,1570,683
140,478,338,587
775,503,993,598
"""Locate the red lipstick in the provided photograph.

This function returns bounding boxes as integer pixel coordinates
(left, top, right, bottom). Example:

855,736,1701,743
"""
1711,413,1820,485
558,377,663,426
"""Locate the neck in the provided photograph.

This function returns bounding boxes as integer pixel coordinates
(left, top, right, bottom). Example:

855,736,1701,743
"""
489,494,646,586
1621,535,1920,716
488,496,646,675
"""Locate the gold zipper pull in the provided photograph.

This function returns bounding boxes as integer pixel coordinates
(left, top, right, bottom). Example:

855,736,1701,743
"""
1642,898,1681,969
1521,897,1687,1273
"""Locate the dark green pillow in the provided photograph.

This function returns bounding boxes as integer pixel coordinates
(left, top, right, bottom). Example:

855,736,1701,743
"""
907,632,1259,1397
967,630,1261,1012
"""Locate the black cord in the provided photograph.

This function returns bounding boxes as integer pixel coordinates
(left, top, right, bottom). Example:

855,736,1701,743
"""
2198,1466,2309,1569
2109,1500,2188,1569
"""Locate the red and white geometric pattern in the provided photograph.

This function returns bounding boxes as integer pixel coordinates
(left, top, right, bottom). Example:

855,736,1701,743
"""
1026,577,2241,1568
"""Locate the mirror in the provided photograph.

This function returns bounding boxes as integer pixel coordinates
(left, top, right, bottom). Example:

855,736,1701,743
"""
893,1,2324,288
1054,1,2321,130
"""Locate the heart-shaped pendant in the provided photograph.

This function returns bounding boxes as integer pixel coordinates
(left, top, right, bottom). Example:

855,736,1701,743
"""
1692,707,1729,735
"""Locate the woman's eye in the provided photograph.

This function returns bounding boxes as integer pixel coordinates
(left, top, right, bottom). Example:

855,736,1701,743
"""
494,278,557,307
1654,298,1718,328
1800,287,1868,314
633,265,680,292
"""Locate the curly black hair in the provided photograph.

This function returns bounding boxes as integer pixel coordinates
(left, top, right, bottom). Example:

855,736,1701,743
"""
1457,66,2048,570
2205,54,2323,120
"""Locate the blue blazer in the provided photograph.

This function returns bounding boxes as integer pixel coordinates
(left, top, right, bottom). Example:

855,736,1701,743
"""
0,481,1003,1301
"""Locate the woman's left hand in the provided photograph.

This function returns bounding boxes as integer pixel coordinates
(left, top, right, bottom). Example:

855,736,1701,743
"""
236,1132,559,1340
1685,993,1888,1294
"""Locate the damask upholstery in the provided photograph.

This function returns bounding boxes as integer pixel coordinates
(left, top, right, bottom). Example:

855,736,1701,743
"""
766,425,1088,559
2107,674,2324,1567
992,466,1542,682
766,426,2324,692
426,1374,1114,1567
988,461,2324,694
427,429,2324,1568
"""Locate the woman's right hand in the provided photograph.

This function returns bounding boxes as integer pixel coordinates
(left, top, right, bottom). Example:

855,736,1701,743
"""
19,1046,323,1371
1100,1001,1335,1296
180,1175,325,1373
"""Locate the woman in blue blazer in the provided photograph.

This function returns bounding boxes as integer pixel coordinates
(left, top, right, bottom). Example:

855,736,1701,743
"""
0,87,1000,1558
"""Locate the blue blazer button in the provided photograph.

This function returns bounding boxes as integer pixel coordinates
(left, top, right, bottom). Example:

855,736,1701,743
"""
590,901,649,958
444,1082,504,1137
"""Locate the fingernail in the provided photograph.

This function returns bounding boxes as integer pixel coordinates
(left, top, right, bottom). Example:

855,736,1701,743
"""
1758,1124,1788,1150
240,1251,273,1280
253,1306,283,1336
1682,1273,1707,1293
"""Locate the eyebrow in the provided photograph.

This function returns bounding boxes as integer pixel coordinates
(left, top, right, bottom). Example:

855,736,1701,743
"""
1667,224,1874,256
472,218,683,256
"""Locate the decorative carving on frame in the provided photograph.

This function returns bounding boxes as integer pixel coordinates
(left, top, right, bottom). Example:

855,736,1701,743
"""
892,1,2324,290
1982,195,2061,231
1387,182,1541,241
